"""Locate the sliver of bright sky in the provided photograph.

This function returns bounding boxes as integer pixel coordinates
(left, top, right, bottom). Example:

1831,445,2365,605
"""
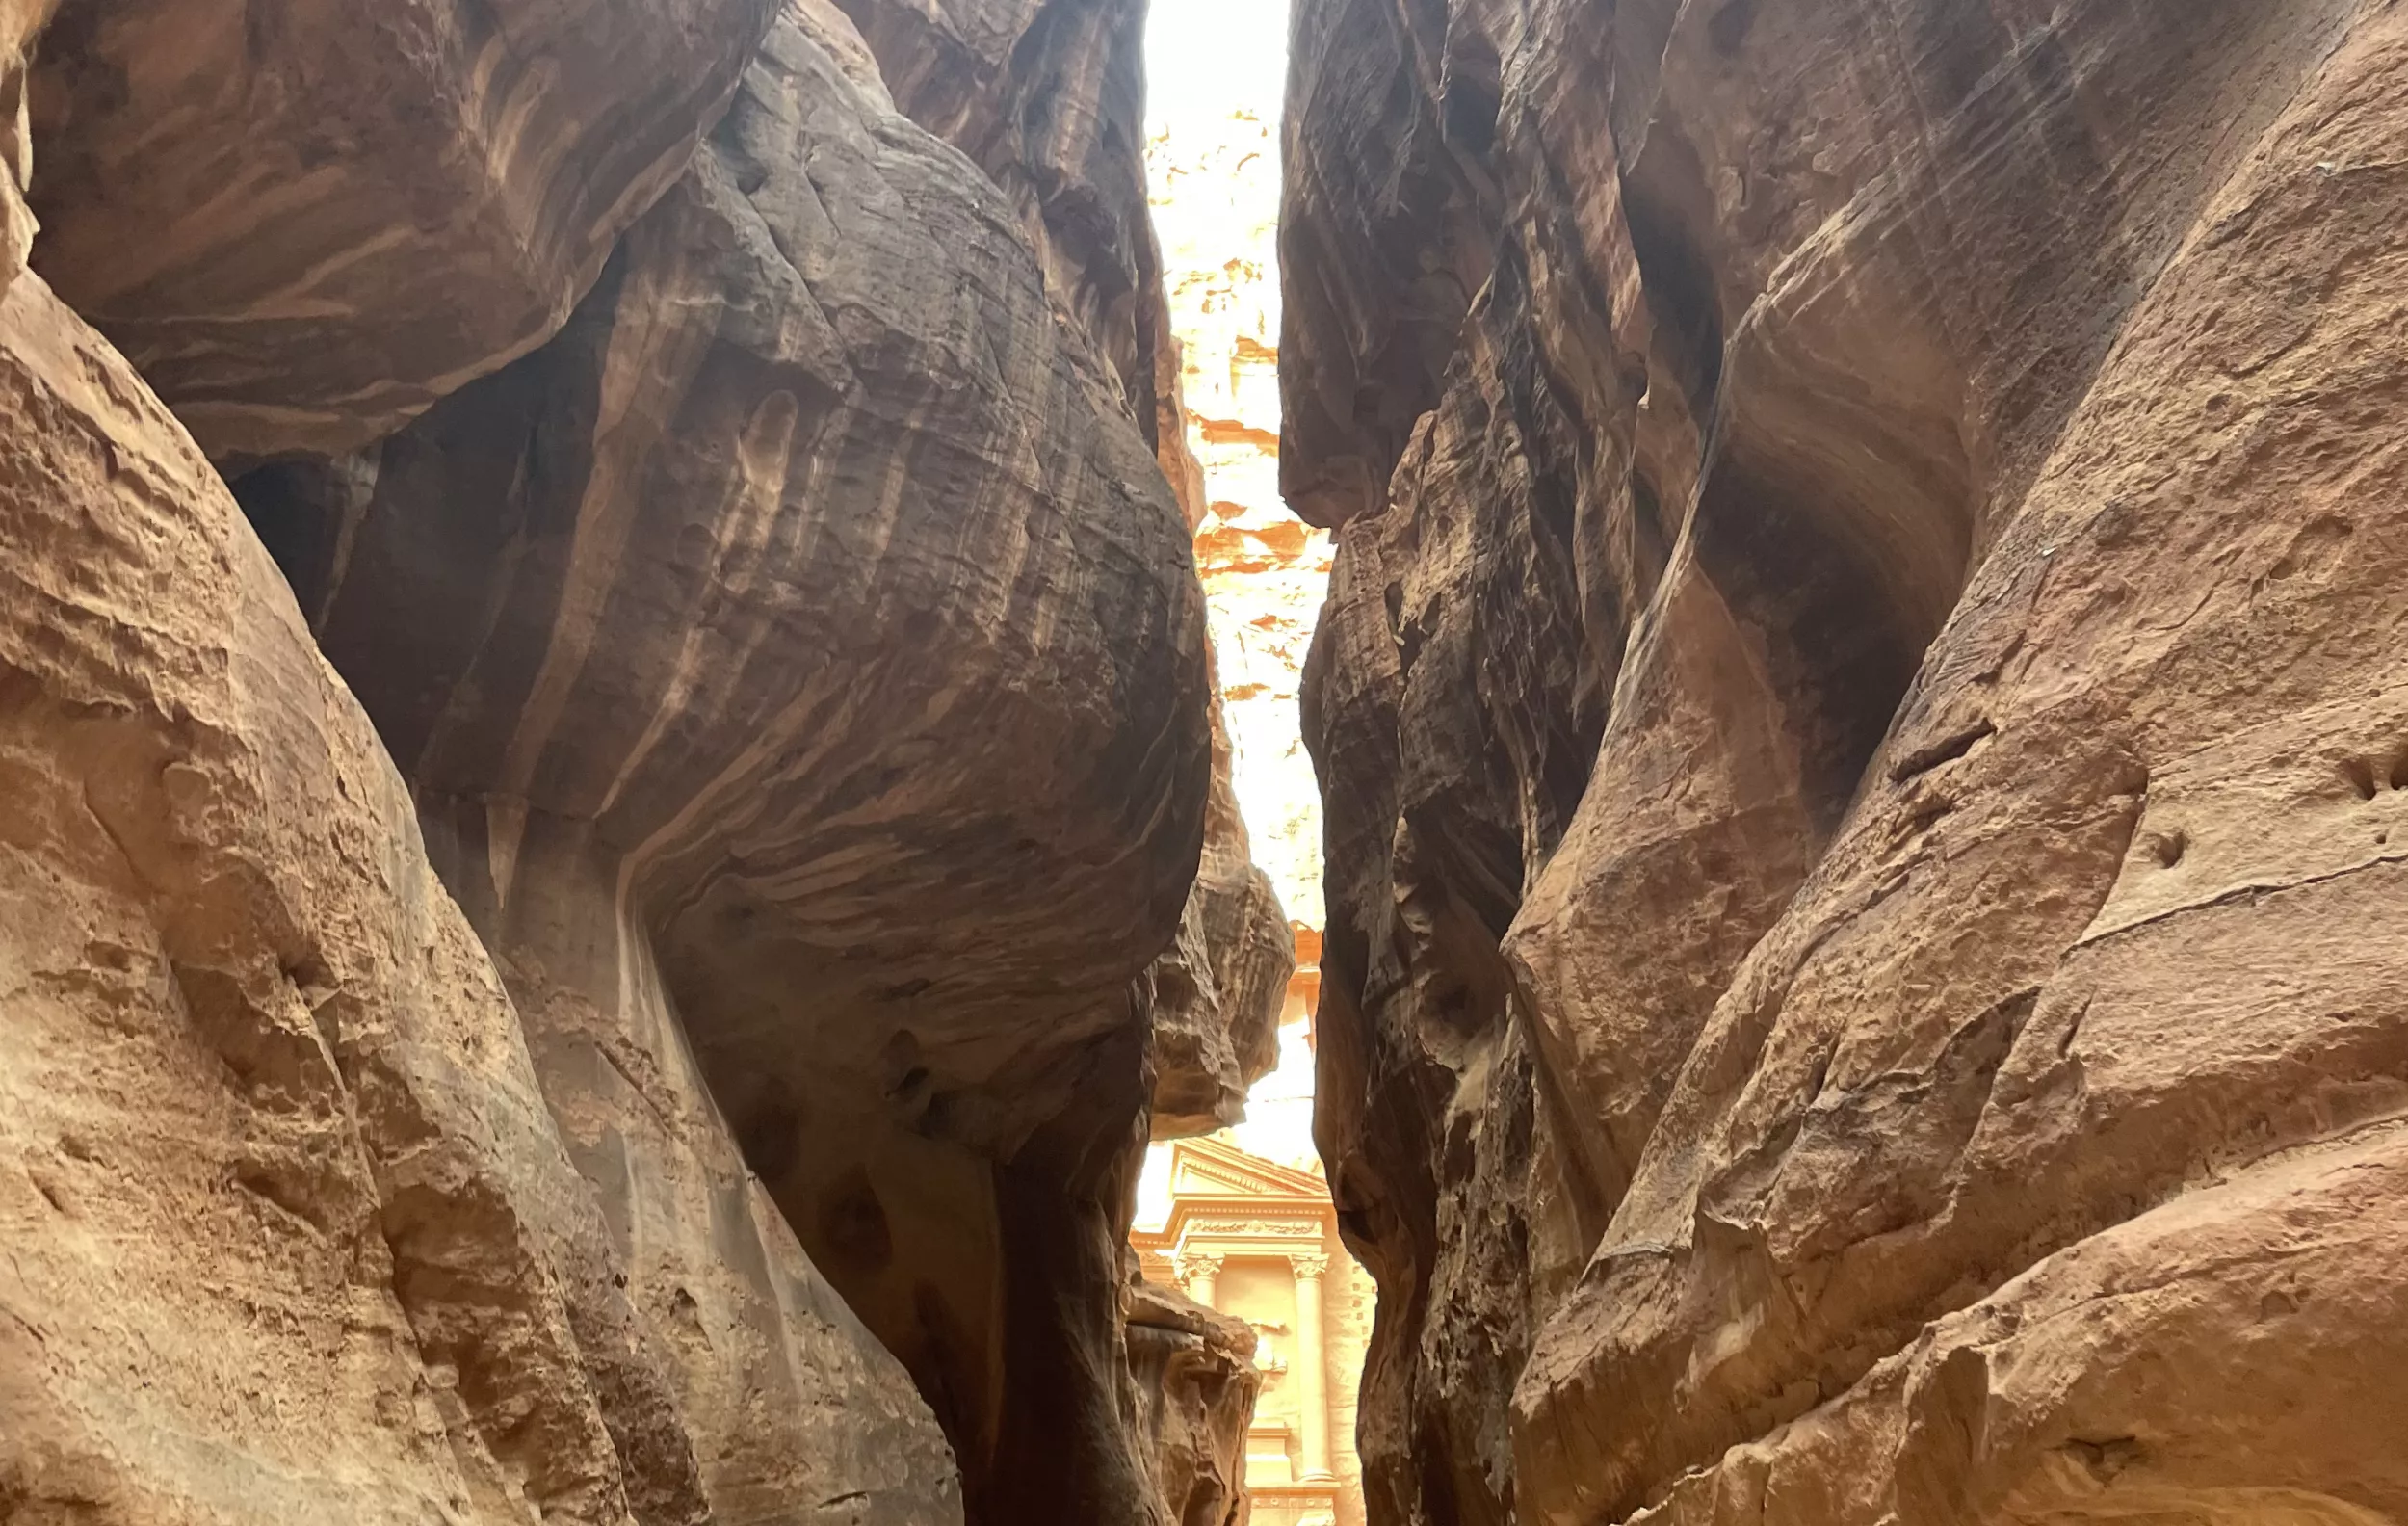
1144,0,1291,136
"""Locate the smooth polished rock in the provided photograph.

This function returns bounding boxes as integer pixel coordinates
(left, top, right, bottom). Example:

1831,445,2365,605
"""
0,253,949,1525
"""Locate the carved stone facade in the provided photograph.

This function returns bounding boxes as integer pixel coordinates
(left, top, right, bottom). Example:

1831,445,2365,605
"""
1134,1136,1374,1526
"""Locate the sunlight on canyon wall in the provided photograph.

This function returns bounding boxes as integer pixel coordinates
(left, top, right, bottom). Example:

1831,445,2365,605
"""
1142,0,1332,1186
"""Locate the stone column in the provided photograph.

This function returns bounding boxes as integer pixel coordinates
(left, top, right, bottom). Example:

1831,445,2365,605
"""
1176,1250,1223,1309
1290,1252,1333,1480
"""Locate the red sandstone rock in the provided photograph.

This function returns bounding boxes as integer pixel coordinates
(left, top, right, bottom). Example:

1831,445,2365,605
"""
1286,1,2408,1522
0,251,952,1525
838,0,1170,440
1125,1276,1262,1526
1152,659,1295,1141
231,4,1221,1519
3,0,1279,1522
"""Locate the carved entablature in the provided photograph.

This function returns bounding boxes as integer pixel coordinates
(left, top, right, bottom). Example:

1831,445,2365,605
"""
1132,1134,1348,1294
1188,1218,1321,1238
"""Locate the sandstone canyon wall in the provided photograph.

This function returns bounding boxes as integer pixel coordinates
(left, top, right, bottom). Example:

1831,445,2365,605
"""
1284,2,2408,1524
2,1,1284,1523
836,0,1295,1154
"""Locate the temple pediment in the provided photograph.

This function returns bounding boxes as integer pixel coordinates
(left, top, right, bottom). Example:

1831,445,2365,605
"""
1164,1135,1331,1201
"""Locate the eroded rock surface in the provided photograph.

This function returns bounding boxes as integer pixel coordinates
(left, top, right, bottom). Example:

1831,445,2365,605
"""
6,0,1278,1520
0,253,950,1524
235,3,1217,1519
1124,1277,1260,1526
1150,667,1293,1141
838,0,1166,434
28,0,778,460
1286,1,2408,1523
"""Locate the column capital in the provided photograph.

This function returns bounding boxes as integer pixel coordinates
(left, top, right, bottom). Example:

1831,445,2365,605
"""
1288,1251,1330,1279
1175,1250,1225,1281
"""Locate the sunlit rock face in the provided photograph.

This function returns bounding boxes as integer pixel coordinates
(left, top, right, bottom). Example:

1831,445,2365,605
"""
1284,2,2408,1524
1144,3,1333,1220
1151,95,1333,932
0,4,53,303
1147,264,1293,1151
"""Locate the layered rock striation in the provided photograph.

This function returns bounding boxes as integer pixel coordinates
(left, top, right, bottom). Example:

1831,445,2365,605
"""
29,0,781,462
836,0,1169,444
1285,2,2408,1523
0,121,952,1526
4,0,1280,1522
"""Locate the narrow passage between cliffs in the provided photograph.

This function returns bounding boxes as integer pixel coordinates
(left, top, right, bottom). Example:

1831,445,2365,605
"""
1131,2,1366,1520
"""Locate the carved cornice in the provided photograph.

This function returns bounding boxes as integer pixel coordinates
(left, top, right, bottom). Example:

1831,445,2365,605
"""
1163,1137,1334,1200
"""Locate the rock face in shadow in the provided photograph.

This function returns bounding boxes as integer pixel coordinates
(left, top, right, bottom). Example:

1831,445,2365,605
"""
27,0,778,460
832,0,1165,424
1284,2,2408,1523
1151,648,1294,1141
1151,683,1300,1136
235,4,1217,1520
1141,276,1294,1144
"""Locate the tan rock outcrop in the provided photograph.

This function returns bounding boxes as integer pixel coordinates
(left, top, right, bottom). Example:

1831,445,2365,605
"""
232,4,1216,1519
6,0,1296,1521
0,0,54,304
1124,1276,1261,1526
0,252,950,1523
1286,1,2408,1523
27,0,778,460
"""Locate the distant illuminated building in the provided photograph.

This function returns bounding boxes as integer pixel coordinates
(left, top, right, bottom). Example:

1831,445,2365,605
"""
1132,1129,1374,1526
